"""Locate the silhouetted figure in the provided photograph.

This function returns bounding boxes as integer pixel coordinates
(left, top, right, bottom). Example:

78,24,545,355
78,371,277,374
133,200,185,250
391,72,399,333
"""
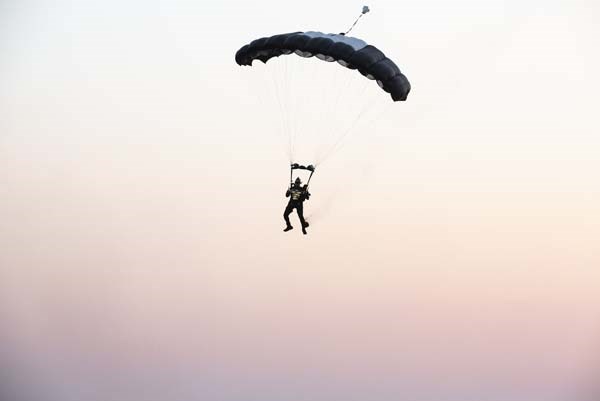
284,177,310,234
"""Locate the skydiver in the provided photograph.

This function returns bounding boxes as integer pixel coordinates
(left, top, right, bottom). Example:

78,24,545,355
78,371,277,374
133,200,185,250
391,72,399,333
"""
283,177,310,235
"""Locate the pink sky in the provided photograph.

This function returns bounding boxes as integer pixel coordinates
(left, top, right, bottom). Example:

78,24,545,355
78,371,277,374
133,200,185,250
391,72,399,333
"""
2,1,600,400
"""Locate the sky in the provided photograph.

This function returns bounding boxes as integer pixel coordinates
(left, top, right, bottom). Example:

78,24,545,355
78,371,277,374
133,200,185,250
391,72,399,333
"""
1,1,600,400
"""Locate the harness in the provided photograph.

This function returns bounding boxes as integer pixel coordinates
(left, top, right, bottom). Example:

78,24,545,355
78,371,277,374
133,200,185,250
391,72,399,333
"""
290,188,304,201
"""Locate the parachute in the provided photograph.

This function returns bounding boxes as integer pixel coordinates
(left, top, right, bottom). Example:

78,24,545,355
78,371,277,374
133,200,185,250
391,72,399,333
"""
235,31,410,102
235,7,411,170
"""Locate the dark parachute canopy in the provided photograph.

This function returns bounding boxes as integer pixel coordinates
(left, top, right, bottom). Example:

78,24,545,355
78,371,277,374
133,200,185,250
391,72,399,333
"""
235,31,410,102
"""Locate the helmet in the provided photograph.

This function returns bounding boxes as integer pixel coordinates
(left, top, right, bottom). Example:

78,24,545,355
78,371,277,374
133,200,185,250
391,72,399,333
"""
294,177,302,185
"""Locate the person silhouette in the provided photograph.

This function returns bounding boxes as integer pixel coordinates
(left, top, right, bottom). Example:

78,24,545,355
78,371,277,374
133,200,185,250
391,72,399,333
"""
283,177,310,234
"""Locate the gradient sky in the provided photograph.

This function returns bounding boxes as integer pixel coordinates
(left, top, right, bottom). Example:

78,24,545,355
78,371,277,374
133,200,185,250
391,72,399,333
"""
1,1,600,400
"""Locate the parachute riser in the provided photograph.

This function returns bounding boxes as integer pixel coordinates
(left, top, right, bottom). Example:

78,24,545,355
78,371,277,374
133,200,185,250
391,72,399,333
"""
290,163,316,189
306,169,315,189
